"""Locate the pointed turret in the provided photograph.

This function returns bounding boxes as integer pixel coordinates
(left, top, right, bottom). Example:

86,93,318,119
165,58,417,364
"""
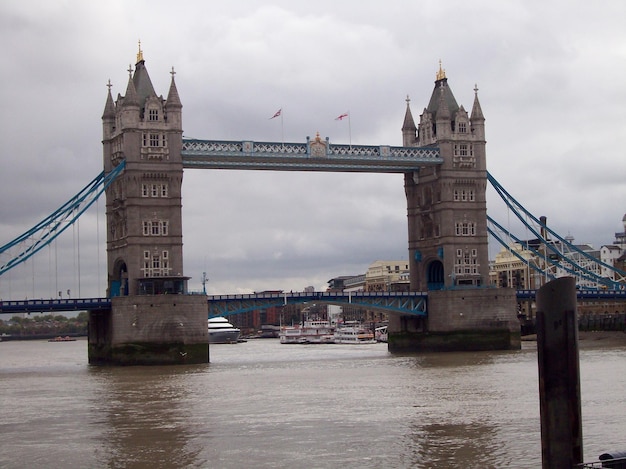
165,66,183,129
132,42,157,108
102,80,116,141
165,67,182,109
402,95,417,146
102,80,116,119
470,84,484,120
426,62,459,121
122,67,139,108
434,82,451,140
470,84,485,140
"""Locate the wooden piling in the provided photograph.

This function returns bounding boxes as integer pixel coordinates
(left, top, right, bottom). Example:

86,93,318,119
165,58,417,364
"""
536,276,583,468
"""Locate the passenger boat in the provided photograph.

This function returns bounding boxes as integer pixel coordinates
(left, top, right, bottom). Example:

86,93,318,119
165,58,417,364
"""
48,336,77,342
333,324,376,344
208,317,241,344
279,320,335,344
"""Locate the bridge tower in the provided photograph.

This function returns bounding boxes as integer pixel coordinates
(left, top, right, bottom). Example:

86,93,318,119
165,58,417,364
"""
89,46,208,365
391,64,520,351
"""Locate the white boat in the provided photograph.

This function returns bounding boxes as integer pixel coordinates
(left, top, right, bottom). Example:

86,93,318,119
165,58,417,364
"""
333,324,376,344
208,317,241,344
375,325,388,343
279,320,335,344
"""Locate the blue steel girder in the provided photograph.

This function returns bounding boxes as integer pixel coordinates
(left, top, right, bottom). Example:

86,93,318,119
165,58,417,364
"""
0,298,111,315
207,291,428,317
0,161,126,276
181,138,442,173
487,172,626,289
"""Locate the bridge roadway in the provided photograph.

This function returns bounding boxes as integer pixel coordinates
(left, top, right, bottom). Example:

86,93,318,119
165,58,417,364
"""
1,289,625,316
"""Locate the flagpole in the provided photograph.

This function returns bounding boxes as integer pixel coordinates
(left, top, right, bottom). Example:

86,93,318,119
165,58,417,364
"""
281,107,284,147
348,109,352,149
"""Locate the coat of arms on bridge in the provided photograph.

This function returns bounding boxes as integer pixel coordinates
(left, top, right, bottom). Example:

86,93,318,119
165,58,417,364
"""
309,132,328,158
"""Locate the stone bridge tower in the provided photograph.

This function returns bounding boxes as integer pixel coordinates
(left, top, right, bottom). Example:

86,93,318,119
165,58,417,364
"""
403,63,488,291
390,64,520,352
89,46,208,365
102,47,185,297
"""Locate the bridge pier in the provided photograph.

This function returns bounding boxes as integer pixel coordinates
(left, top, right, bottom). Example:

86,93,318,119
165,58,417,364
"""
88,295,208,365
388,288,520,352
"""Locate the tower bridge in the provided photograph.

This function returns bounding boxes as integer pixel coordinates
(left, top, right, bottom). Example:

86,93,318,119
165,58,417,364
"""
97,48,522,365
5,48,622,364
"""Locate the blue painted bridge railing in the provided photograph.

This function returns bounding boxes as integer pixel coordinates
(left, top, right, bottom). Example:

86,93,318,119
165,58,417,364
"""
206,291,429,317
0,292,428,316
2,290,624,316
0,298,112,315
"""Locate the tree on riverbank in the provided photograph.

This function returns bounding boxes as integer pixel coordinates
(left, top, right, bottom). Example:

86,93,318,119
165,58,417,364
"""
0,312,88,337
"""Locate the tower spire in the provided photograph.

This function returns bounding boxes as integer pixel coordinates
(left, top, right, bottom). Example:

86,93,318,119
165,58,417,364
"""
136,39,144,64
470,83,485,121
166,66,182,109
102,79,115,119
402,94,417,146
436,60,446,81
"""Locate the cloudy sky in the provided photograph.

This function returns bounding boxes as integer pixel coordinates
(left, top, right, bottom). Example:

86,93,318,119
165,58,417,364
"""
1,0,625,299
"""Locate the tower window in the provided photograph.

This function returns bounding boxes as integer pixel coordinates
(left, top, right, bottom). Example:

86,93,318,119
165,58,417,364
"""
455,221,476,236
141,250,171,277
141,183,169,197
142,219,170,236
149,109,159,121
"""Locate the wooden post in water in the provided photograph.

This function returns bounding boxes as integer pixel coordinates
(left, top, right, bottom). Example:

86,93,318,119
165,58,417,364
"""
536,276,583,468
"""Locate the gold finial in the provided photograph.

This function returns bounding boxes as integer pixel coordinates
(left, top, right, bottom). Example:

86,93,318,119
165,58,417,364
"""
136,39,144,63
436,60,446,81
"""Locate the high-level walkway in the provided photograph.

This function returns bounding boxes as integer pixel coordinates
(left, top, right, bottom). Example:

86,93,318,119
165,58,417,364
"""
181,137,442,172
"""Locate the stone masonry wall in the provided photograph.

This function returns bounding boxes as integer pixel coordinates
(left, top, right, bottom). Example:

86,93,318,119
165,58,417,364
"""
427,288,519,333
111,295,207,345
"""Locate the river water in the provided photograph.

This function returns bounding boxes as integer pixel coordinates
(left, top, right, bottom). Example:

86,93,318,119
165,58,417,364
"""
0,338,624,468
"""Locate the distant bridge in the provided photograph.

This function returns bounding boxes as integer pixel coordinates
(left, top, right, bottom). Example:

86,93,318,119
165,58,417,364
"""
205,291,428,317
2,289,625,316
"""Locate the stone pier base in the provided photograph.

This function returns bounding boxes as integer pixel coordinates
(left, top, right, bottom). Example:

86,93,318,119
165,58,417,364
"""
88,295,209,366
388,288,520,353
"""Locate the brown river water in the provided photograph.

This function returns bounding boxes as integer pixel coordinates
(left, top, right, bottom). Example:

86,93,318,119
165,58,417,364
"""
0,337,624,468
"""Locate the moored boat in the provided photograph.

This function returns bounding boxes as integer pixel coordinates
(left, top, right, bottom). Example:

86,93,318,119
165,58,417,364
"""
280,320,335,344
375,325,388,343
333,324,376,344
208,317,241,344
48,336,77,342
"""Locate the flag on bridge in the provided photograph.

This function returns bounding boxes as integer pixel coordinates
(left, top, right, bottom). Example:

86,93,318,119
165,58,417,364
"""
335,111,352,147
269,108,282,119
